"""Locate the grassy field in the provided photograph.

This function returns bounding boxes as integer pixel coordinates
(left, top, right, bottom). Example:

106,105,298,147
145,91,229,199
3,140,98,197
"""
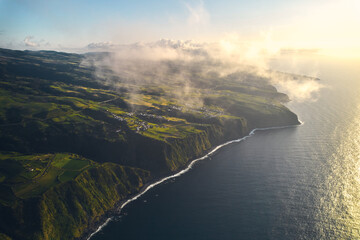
0,152,95,200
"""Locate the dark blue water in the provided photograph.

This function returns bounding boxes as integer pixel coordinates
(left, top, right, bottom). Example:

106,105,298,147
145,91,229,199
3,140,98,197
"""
92,56,360,240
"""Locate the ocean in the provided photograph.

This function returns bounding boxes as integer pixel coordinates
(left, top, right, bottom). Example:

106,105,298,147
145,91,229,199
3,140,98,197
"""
91,55,360,240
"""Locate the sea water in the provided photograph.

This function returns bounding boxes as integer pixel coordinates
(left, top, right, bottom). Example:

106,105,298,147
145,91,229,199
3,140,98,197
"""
91,55,360,240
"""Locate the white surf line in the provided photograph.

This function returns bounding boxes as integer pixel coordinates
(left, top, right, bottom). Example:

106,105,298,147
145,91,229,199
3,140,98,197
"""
87,122,300,240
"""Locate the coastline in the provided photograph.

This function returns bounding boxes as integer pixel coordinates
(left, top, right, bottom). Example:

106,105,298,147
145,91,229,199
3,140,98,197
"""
83,122,302,240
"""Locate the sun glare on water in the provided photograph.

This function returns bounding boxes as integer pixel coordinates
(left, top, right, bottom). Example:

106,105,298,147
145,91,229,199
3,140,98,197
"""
316,103,360,238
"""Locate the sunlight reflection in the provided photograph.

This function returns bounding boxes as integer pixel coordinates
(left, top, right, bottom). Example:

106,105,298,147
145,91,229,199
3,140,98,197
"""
317,103,360,238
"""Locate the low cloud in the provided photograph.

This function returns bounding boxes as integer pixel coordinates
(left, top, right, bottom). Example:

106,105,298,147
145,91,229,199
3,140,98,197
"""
87,41,115,49
83,36,324,106
268,72,323,102
22,36,52,49
24,36,38,47
277,79,322,102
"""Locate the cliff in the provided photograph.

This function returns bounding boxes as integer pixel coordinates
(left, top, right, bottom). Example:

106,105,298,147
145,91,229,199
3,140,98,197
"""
0,163,150,240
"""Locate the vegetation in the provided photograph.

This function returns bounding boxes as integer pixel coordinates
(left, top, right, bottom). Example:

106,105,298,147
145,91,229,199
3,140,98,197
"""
0,48,299,239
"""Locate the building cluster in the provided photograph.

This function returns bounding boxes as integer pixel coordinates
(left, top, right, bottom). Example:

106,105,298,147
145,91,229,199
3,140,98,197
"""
187,106,224,118
111,114,125,122
167,105,183,112
134,120,154,133
137,112,166,121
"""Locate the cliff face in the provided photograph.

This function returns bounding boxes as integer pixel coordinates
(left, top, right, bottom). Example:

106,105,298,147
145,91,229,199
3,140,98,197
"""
1,163,150,240
39,163,151,240
162,110,299,173
163,118,246,171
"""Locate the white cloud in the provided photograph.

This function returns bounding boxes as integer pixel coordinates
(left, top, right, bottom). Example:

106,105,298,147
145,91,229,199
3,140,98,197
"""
87,41,114,49
184,0,210,25
24,36,38,47
83,37,324,103
272,76,323,102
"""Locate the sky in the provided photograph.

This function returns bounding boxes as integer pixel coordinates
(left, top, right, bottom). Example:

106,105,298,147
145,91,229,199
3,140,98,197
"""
0,0,359,58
